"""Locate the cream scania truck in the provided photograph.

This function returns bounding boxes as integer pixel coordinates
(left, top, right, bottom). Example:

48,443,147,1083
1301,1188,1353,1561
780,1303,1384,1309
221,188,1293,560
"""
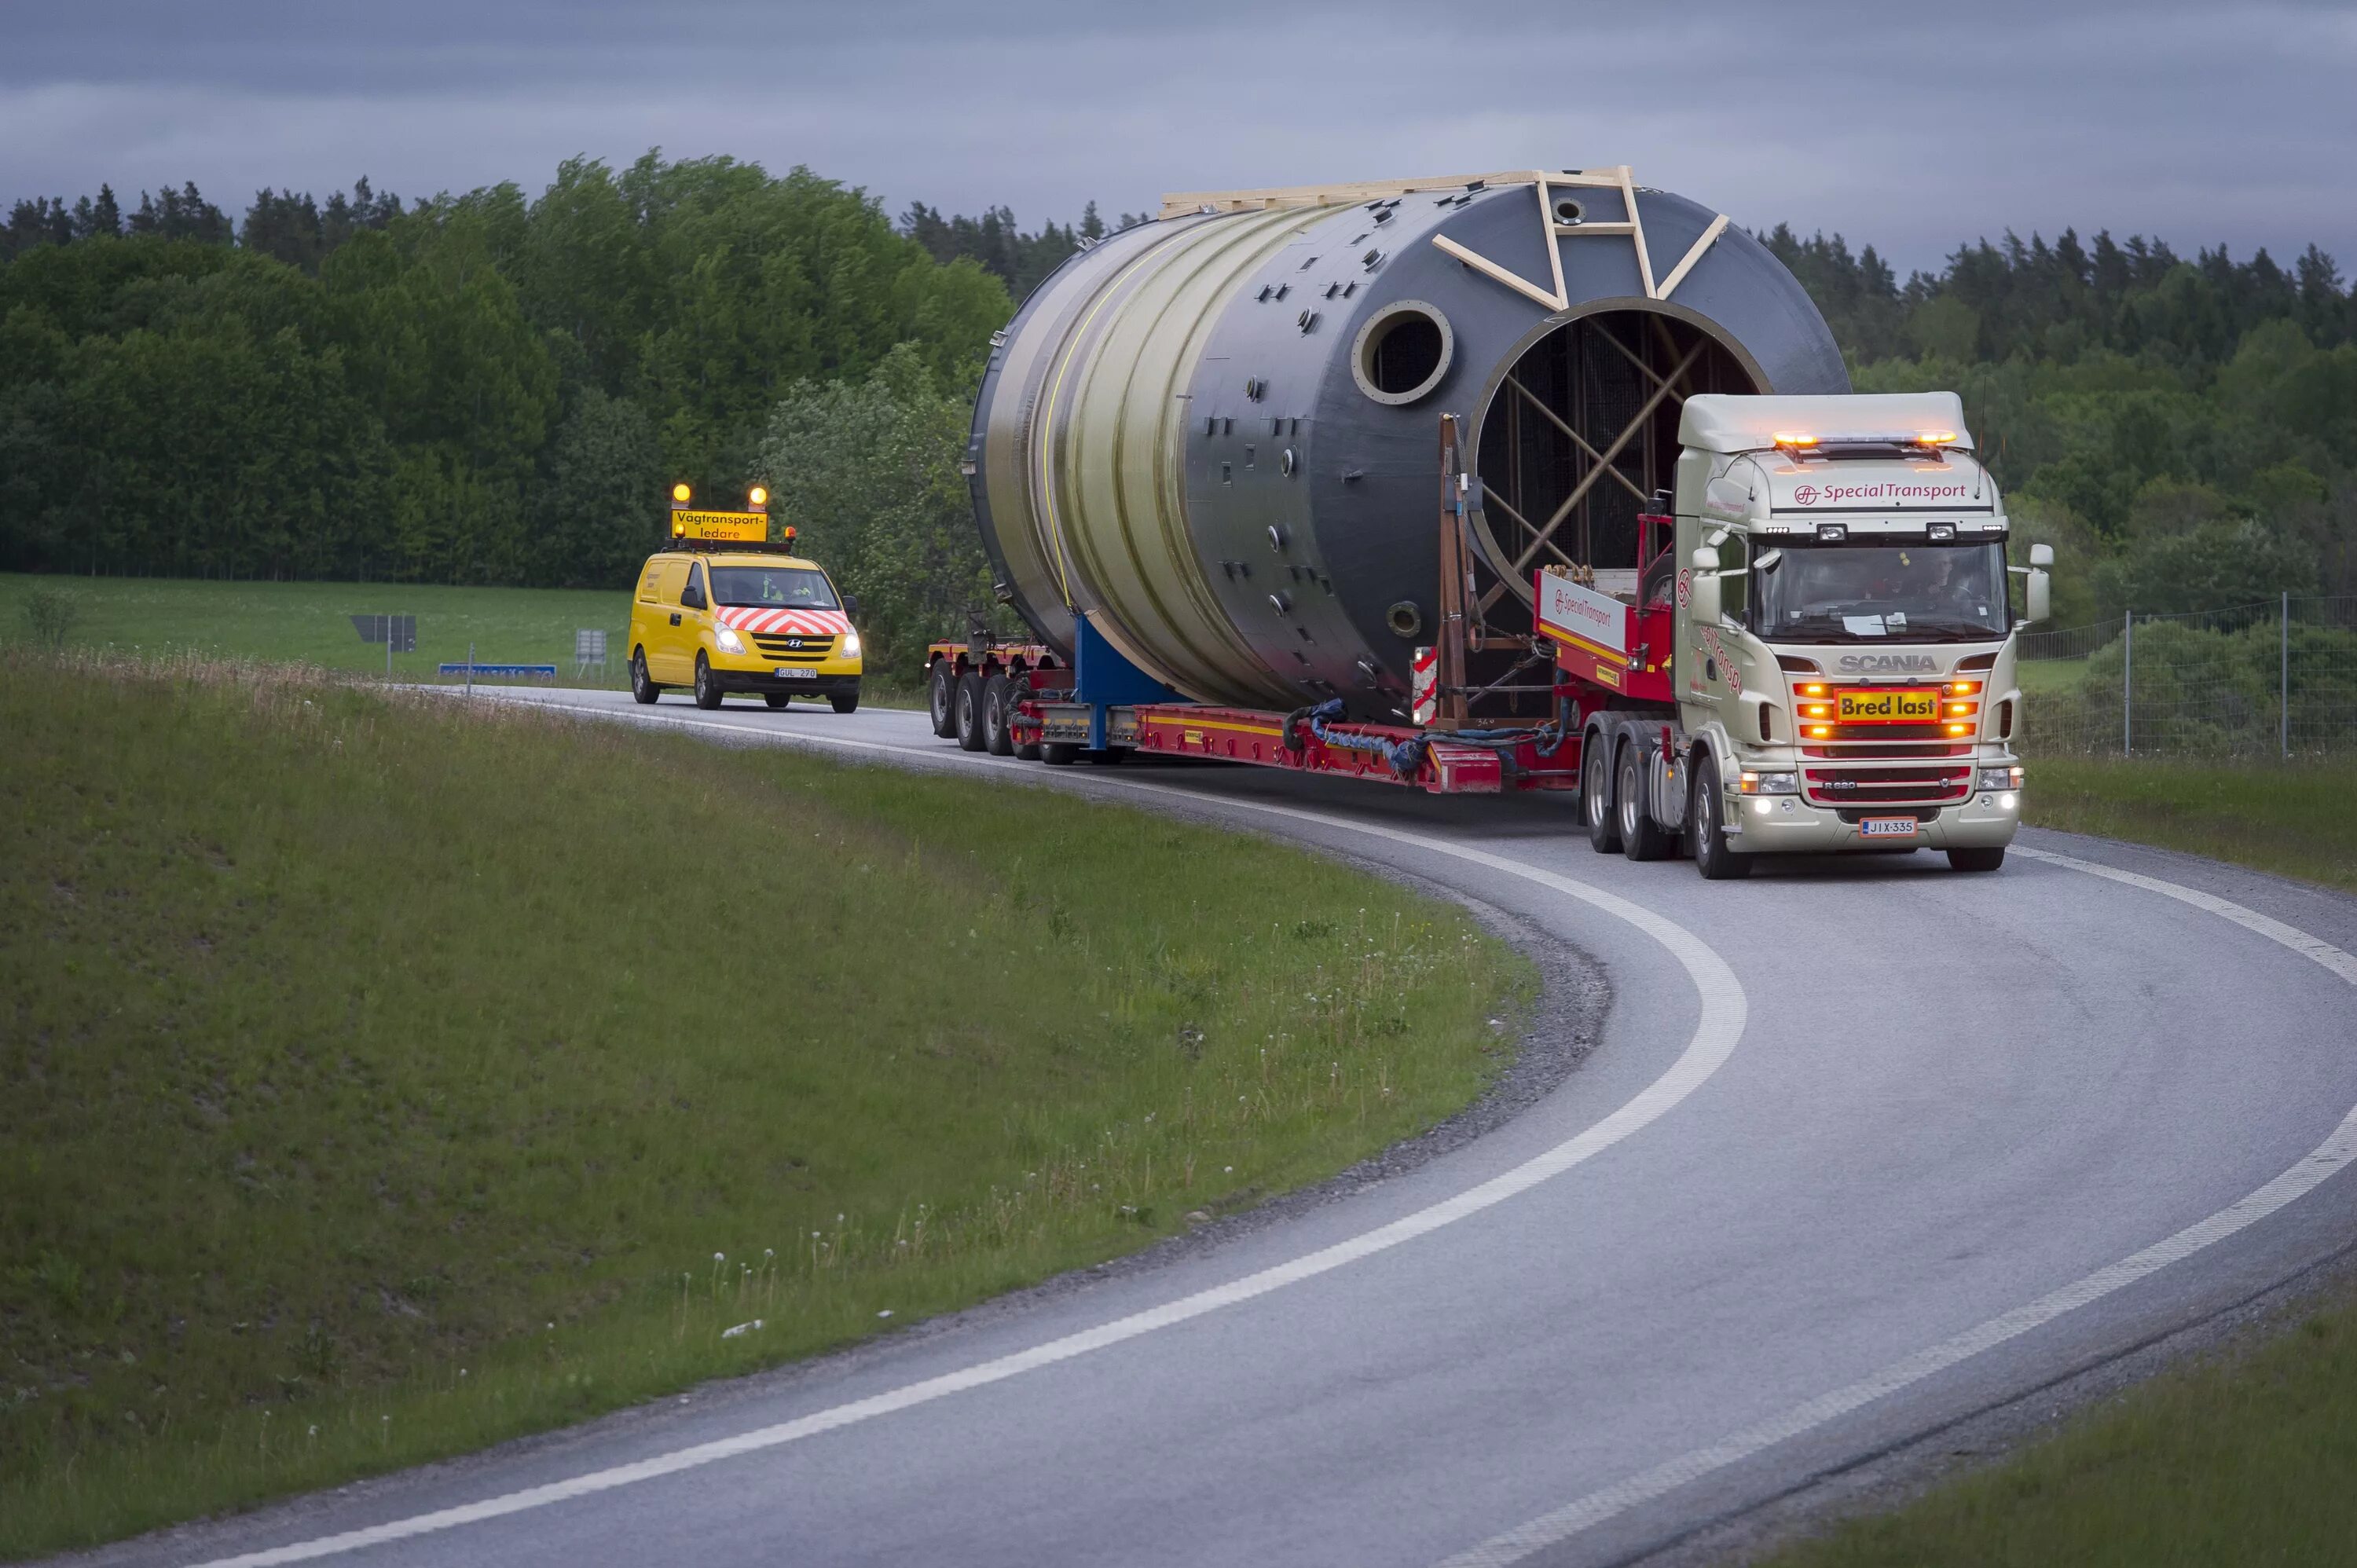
1560,390,2052,879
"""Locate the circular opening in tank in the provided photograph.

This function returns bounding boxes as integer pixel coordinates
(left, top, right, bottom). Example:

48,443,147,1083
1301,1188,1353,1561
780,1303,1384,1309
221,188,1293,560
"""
1353,302,1453,405
1386,600,1424,639
1553,198,1585,225
1469,308,1759,606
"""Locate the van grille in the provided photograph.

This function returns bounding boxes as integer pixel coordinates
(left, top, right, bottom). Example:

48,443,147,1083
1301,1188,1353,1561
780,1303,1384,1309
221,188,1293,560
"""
750,633,836,663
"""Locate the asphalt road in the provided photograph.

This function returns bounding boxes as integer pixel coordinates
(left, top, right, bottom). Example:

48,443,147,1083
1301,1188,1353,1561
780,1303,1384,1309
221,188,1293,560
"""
98,689,2357,1568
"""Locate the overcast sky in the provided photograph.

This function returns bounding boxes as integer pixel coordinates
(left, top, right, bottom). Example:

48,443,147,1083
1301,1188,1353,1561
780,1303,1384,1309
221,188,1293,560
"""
5,0,2355,277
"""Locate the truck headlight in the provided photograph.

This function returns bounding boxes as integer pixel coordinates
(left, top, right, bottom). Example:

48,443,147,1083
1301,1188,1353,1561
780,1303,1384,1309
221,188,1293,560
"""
841,629,862,659
1977,766,2023,790
1737,771,1799,795
714,626,746,655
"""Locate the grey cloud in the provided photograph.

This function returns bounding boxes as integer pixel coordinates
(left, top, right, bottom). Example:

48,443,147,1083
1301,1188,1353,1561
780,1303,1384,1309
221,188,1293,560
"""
5,1,2354,273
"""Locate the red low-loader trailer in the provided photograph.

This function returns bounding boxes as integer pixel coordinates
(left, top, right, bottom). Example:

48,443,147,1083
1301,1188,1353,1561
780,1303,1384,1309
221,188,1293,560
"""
923,424,1675,802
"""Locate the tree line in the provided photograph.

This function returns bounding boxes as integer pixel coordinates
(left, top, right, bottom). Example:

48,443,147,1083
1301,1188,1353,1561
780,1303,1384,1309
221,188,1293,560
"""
4,160,2352,669
1761,225,2357,622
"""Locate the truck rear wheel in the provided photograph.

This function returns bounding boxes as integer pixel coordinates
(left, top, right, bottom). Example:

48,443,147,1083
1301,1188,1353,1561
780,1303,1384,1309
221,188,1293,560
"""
1582,737,1622,855
928,660,958,738
1948,846,2007,873
954,671,987,751
1618,742,1673,862
1689,758,1754,881
982,673,1016,756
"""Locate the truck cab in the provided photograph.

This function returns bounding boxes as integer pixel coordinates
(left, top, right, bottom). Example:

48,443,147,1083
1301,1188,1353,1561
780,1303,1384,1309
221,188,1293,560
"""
1563,392,2052,878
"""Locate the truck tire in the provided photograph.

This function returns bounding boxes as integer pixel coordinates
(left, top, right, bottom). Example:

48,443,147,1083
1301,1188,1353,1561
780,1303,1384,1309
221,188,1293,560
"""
955,671,987,751
693,654,723,710
982,673,1016,756
764,692,791,709
1948,845,2006,873
1618,741,1673,862
1582,735,1622,854
630,648,659,705
1689,757,1754,881
1042,742,1080,765
928,659,958,738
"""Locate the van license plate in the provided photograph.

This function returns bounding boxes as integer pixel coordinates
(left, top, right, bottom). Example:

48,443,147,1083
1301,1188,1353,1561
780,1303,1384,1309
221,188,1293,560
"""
1860,816,1918,838
775,667,816,680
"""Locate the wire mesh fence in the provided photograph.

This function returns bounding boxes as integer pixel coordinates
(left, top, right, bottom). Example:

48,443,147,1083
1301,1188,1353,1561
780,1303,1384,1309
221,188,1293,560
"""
2019,595,2357,758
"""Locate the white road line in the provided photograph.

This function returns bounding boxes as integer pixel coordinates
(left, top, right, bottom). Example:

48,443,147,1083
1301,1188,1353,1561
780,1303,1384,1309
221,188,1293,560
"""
1434,842,2357,1567
192,698,1749,1567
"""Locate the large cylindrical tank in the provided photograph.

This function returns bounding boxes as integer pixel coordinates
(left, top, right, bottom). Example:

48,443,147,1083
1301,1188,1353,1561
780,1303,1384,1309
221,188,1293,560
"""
967,169,1846,714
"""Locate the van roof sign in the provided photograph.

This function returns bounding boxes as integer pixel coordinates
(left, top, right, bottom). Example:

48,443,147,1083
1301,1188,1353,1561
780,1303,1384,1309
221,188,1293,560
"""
671,510,768,542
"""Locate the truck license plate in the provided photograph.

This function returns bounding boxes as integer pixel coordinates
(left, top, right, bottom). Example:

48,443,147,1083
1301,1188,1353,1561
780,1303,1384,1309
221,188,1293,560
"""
775,666,816,680
1837,687,1938,723
1859,816,1919,838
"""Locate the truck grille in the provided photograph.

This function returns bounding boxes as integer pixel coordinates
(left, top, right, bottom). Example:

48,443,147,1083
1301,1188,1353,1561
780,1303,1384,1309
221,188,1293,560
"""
1802,764,1971,808
750,633,835,662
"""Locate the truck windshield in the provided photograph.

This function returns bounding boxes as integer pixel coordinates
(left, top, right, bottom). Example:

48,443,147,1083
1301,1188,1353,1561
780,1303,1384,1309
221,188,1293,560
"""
1751,540,2007,643
709,566,838,610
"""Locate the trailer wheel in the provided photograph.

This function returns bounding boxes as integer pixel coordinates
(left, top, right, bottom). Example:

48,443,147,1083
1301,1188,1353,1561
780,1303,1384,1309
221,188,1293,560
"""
982,673,1017,756
1948,846,2007,873
954,671,987,751
693,654,723,710
928,659,958,738
1583,735,1622,854
629,648,659,705
1618,741,1673,861
1085,747,1125,765
1042,742,1080,765
1689,757,1754,881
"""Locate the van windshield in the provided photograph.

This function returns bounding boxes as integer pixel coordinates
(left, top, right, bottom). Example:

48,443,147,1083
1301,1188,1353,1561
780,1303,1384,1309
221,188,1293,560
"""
1752,540,2007,643
709,566,838,610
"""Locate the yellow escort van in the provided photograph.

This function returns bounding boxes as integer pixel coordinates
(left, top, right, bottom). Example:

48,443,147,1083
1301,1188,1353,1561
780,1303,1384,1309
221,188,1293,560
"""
629,546,863,712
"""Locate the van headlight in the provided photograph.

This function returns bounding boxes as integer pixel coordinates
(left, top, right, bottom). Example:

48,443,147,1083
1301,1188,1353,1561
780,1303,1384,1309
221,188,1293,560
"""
714,626,746,655
841,629,862,659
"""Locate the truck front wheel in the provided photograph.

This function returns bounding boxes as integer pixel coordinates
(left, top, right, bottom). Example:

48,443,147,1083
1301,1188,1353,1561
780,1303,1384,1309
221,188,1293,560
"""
1948,846,2007,873
1618,742,1674,862
1582,738,1622,855
1689,760,1754,881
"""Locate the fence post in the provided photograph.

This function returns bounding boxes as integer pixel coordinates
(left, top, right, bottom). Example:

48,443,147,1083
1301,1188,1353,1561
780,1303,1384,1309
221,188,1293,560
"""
2282,590,2291,760
2122,611,2132,757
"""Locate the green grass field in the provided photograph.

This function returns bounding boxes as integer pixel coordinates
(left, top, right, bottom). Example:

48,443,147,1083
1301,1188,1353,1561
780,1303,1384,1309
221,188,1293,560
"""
0,650,1530,1558
0,572,635,686
1766,1284,2357,1567
2025,756,2357,892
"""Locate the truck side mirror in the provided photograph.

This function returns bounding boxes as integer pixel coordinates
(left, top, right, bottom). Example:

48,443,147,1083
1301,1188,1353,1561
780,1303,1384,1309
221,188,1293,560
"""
2029,543,2054,567
2025,569,2051,624
1688,545,1722,626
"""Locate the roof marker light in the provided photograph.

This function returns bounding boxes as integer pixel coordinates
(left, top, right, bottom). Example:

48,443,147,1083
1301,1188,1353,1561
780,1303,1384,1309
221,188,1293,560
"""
1772,431,1818,447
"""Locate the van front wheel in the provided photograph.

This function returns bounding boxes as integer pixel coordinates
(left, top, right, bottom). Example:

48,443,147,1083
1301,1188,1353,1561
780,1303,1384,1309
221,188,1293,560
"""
693,654,722,710
630,648,658,705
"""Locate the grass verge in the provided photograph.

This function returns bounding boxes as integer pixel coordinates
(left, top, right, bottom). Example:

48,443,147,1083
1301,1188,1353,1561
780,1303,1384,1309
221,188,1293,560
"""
2024,756,2357,892
1765,1278,2357,1567
0,652,1530,1558
0,574,926,707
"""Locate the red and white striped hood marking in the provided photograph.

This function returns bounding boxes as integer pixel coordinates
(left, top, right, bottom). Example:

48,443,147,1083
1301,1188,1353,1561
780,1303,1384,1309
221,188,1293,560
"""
717,606,851,637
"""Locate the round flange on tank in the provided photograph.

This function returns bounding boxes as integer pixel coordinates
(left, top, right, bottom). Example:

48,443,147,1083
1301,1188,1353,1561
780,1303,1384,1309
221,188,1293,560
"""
966,169,1846,714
